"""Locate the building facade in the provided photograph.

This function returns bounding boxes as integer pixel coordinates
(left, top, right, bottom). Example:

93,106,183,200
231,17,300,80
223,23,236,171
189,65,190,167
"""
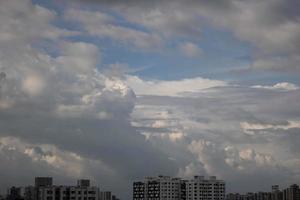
225,184,300,200
133,175,225,200
283,184,300,200
185,176,225,200
36,181,99,200
5,177,120,200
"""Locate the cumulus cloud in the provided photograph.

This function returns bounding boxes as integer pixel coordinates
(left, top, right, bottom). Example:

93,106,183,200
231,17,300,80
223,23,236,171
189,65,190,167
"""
0,0,177,197
1,0,300,198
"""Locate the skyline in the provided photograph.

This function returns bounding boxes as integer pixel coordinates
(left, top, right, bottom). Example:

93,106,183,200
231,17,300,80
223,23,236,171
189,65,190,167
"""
0,0,300,199
2,175,299,199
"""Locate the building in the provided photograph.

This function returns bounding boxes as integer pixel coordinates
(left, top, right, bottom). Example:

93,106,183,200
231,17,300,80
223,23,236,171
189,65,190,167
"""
133,175,225,200
34,178,99,200
5,177,119,200
111,195,119,200
133,182,145,200
100,191,112,200
283,184,300,200
37,184,99,200
185,176,225,200
271,185,283,200
35,178,53,188
225,185,299,200
133,176,183,200
23,186,36,200
77,181,90,188
7,187,25,200
225,193,242,200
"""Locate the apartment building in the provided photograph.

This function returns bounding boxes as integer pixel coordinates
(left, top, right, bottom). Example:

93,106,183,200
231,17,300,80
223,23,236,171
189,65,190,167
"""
133,175,225,200
185,176,225,200
35,178,99,200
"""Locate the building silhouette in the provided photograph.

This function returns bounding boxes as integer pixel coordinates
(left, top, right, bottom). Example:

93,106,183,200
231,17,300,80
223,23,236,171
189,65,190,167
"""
5,177,119,200
226,184,300,200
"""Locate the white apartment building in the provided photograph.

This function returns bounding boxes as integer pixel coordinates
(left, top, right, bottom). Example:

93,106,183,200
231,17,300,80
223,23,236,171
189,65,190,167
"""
37,179,99,200
186,176,225,200
133,176,183,200
133,175,225,200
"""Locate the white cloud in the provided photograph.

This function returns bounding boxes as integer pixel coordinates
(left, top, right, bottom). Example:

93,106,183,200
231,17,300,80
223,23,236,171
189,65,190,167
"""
252,82,299,91
96,0,300,72
179,42,203,57
22,74,45,96
0,0,76,43
240,121,300,135
65,9,162,50
56,42,100,75
126,75,227,96
130,83,300,192
0,1,176,197
1,0,300,197
0,136,115,179
180,139,279,183
120,6,202,38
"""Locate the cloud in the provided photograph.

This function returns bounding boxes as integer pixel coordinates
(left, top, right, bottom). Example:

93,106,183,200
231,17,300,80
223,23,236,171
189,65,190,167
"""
65,9,163,50
0,1,177,197
0,0,76,44
251,55,300,72
22,74,45,96
1,0,300,198
179,42,203,57
130,84,300,192
56,42,101,75
73,0,300,72
251,82,299,91
126,75,227,96
240,121,300,135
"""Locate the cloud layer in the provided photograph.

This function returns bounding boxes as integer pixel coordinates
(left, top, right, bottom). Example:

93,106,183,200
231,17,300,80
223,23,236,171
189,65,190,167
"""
0,0,300,199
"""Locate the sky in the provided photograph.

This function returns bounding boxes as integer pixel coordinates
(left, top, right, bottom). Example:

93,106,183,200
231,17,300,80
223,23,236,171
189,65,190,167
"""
0,0,300,199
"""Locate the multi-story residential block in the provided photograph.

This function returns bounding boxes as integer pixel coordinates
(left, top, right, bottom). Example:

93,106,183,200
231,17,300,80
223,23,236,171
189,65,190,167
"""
133,182,145,200
5,177,119,200
34,178,99,200
35,178,53,188
283,184,300,200
225,184,300,200
271,185,283,200
133,175,225,200
133,176,184,200
185,176,225,200
6,187,25,200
